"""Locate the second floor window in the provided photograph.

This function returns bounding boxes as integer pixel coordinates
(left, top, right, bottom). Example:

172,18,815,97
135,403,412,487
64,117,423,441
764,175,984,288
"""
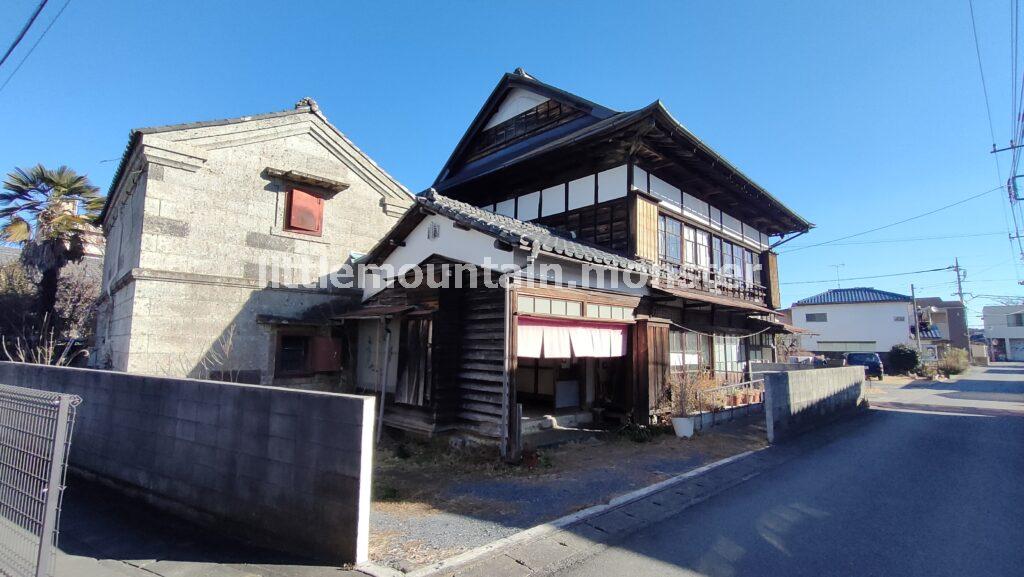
806,313,828,322
659,215,682,262
1008,313,1024,327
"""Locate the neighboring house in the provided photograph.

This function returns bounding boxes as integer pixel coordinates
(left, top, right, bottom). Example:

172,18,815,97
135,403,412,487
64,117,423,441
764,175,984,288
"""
92,98,413,385
792,287,914,360
347,69,811,455
913,297,968,360
983,305,1024,361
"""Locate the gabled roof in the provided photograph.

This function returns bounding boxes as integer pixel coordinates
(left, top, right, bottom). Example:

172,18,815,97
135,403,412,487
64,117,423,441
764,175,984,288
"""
794,287,912,306
433,68,617,186
432,69,811,236
365,189,648,273
99,97,411,223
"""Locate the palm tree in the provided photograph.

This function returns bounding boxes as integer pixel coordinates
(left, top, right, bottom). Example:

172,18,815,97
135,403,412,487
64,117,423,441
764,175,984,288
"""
1,165,103,317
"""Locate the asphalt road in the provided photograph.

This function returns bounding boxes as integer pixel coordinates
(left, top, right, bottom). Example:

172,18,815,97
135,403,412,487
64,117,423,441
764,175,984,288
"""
551,363,1024,577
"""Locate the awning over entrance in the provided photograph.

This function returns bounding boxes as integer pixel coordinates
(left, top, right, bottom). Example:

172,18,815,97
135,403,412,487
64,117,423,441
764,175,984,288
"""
748,317,816,335
652,283,776,315
333,305,418,319
517,317,628,359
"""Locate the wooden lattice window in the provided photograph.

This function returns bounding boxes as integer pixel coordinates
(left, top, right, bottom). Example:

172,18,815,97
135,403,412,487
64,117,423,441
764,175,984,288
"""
286,188,323,235
470,100,573,158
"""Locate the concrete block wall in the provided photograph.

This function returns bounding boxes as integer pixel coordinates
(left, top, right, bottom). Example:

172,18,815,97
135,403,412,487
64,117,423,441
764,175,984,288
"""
0,361,375,564
763,366,865,442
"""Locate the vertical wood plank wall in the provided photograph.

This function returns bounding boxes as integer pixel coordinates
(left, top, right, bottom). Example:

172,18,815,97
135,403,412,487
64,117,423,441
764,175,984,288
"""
762,251,781,310
632,319,671,421
634,195,660,262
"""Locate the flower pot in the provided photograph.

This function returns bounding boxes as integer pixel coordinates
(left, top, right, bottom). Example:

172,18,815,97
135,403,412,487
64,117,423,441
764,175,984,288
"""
671,416,696,438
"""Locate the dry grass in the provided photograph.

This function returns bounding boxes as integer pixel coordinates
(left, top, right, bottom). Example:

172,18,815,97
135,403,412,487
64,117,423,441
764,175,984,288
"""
373,420,767,510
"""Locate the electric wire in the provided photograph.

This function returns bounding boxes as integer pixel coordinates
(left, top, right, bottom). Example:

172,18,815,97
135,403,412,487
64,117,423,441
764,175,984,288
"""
0,0,71,95
0,0,48,70
779,187,1002,254
781,266,955,286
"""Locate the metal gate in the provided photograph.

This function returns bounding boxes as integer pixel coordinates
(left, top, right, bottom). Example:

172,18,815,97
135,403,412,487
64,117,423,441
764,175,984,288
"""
0,385,80,577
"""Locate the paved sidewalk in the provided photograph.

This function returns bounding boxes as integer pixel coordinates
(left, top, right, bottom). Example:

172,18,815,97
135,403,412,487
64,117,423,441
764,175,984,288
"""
393,416,865,577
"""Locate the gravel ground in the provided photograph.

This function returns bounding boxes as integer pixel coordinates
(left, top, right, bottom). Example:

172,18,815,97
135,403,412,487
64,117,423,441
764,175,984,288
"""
370,418,766,572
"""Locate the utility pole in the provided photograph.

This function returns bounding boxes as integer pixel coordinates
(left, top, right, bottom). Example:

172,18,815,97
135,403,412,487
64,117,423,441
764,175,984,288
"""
953,258,973,362
911,283,922,354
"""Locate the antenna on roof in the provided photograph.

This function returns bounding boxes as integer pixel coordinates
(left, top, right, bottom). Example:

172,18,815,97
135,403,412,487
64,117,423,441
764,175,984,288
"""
830,264,845,289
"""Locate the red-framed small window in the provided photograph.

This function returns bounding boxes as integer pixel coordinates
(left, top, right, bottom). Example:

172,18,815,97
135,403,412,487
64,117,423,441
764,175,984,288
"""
286,188,323,235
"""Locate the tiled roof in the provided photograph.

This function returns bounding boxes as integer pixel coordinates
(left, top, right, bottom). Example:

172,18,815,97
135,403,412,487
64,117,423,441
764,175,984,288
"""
794,287,912,306
419,190,649,272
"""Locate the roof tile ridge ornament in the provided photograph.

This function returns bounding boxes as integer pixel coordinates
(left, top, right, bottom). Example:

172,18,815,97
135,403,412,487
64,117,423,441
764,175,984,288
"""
295,97,319,112
513,67,533,79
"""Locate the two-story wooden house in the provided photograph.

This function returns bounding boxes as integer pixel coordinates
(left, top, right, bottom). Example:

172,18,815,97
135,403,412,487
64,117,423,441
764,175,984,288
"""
352,69,811,457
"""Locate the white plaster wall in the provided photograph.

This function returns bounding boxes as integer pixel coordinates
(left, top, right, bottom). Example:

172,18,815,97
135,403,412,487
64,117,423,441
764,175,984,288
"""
794,301,914,353
363,214,518,299
483,88,547,129
983,305,1024,340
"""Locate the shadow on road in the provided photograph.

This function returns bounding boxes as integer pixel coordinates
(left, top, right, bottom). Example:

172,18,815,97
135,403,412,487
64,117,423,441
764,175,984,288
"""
538,364,1024,577
58,475,332,575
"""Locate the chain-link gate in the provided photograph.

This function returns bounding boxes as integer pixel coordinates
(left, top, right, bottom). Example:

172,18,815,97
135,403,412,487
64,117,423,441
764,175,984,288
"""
0,385,80,577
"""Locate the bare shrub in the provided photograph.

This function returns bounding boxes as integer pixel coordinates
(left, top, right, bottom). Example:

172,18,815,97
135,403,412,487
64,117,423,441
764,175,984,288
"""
937,348,969,377
1,313,86,366
660,371,722,417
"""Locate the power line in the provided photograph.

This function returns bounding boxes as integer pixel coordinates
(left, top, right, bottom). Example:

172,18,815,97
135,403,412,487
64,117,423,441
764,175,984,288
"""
781,266,954,286
0,0,48,70
780,186,1002,254
0,0,71,95
785,231,1004,248
971,0,1024,271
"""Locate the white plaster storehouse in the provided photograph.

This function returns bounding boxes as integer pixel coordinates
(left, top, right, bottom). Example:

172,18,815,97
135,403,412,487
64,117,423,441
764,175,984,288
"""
93,98,413,386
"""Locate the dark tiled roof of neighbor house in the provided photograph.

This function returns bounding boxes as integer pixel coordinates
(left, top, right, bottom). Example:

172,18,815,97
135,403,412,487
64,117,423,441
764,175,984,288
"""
418,190,649,272
794,287,912,306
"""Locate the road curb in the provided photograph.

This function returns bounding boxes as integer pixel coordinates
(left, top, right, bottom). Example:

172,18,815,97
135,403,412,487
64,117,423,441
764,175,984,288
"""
358,447,767,577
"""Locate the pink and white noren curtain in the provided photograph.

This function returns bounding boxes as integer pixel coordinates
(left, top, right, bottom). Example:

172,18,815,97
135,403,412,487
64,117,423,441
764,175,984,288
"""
516,317,628,359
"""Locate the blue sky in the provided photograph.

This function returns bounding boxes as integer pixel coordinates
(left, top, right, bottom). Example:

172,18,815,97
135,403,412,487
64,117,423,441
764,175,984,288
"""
0,0,1019,326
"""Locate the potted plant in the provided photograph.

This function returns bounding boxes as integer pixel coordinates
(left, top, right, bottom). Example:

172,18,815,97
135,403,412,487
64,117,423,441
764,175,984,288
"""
670,372,718,438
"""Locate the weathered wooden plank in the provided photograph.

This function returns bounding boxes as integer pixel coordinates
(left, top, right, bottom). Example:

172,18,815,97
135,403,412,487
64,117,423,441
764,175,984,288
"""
460,391,503,404
459,410,503,424
459,362,504,372
461,350,505,361
458,382,504,394
460,401,504,416
458,370,504,382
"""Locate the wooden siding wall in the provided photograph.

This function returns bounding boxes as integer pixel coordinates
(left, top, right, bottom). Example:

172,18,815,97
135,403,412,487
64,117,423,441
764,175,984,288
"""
632,319,670,420
455,286,507,438
634,195,660,261
762,251,781,310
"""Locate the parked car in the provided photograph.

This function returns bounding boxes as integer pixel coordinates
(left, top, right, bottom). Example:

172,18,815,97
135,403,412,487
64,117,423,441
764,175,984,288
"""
844,352,883,380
